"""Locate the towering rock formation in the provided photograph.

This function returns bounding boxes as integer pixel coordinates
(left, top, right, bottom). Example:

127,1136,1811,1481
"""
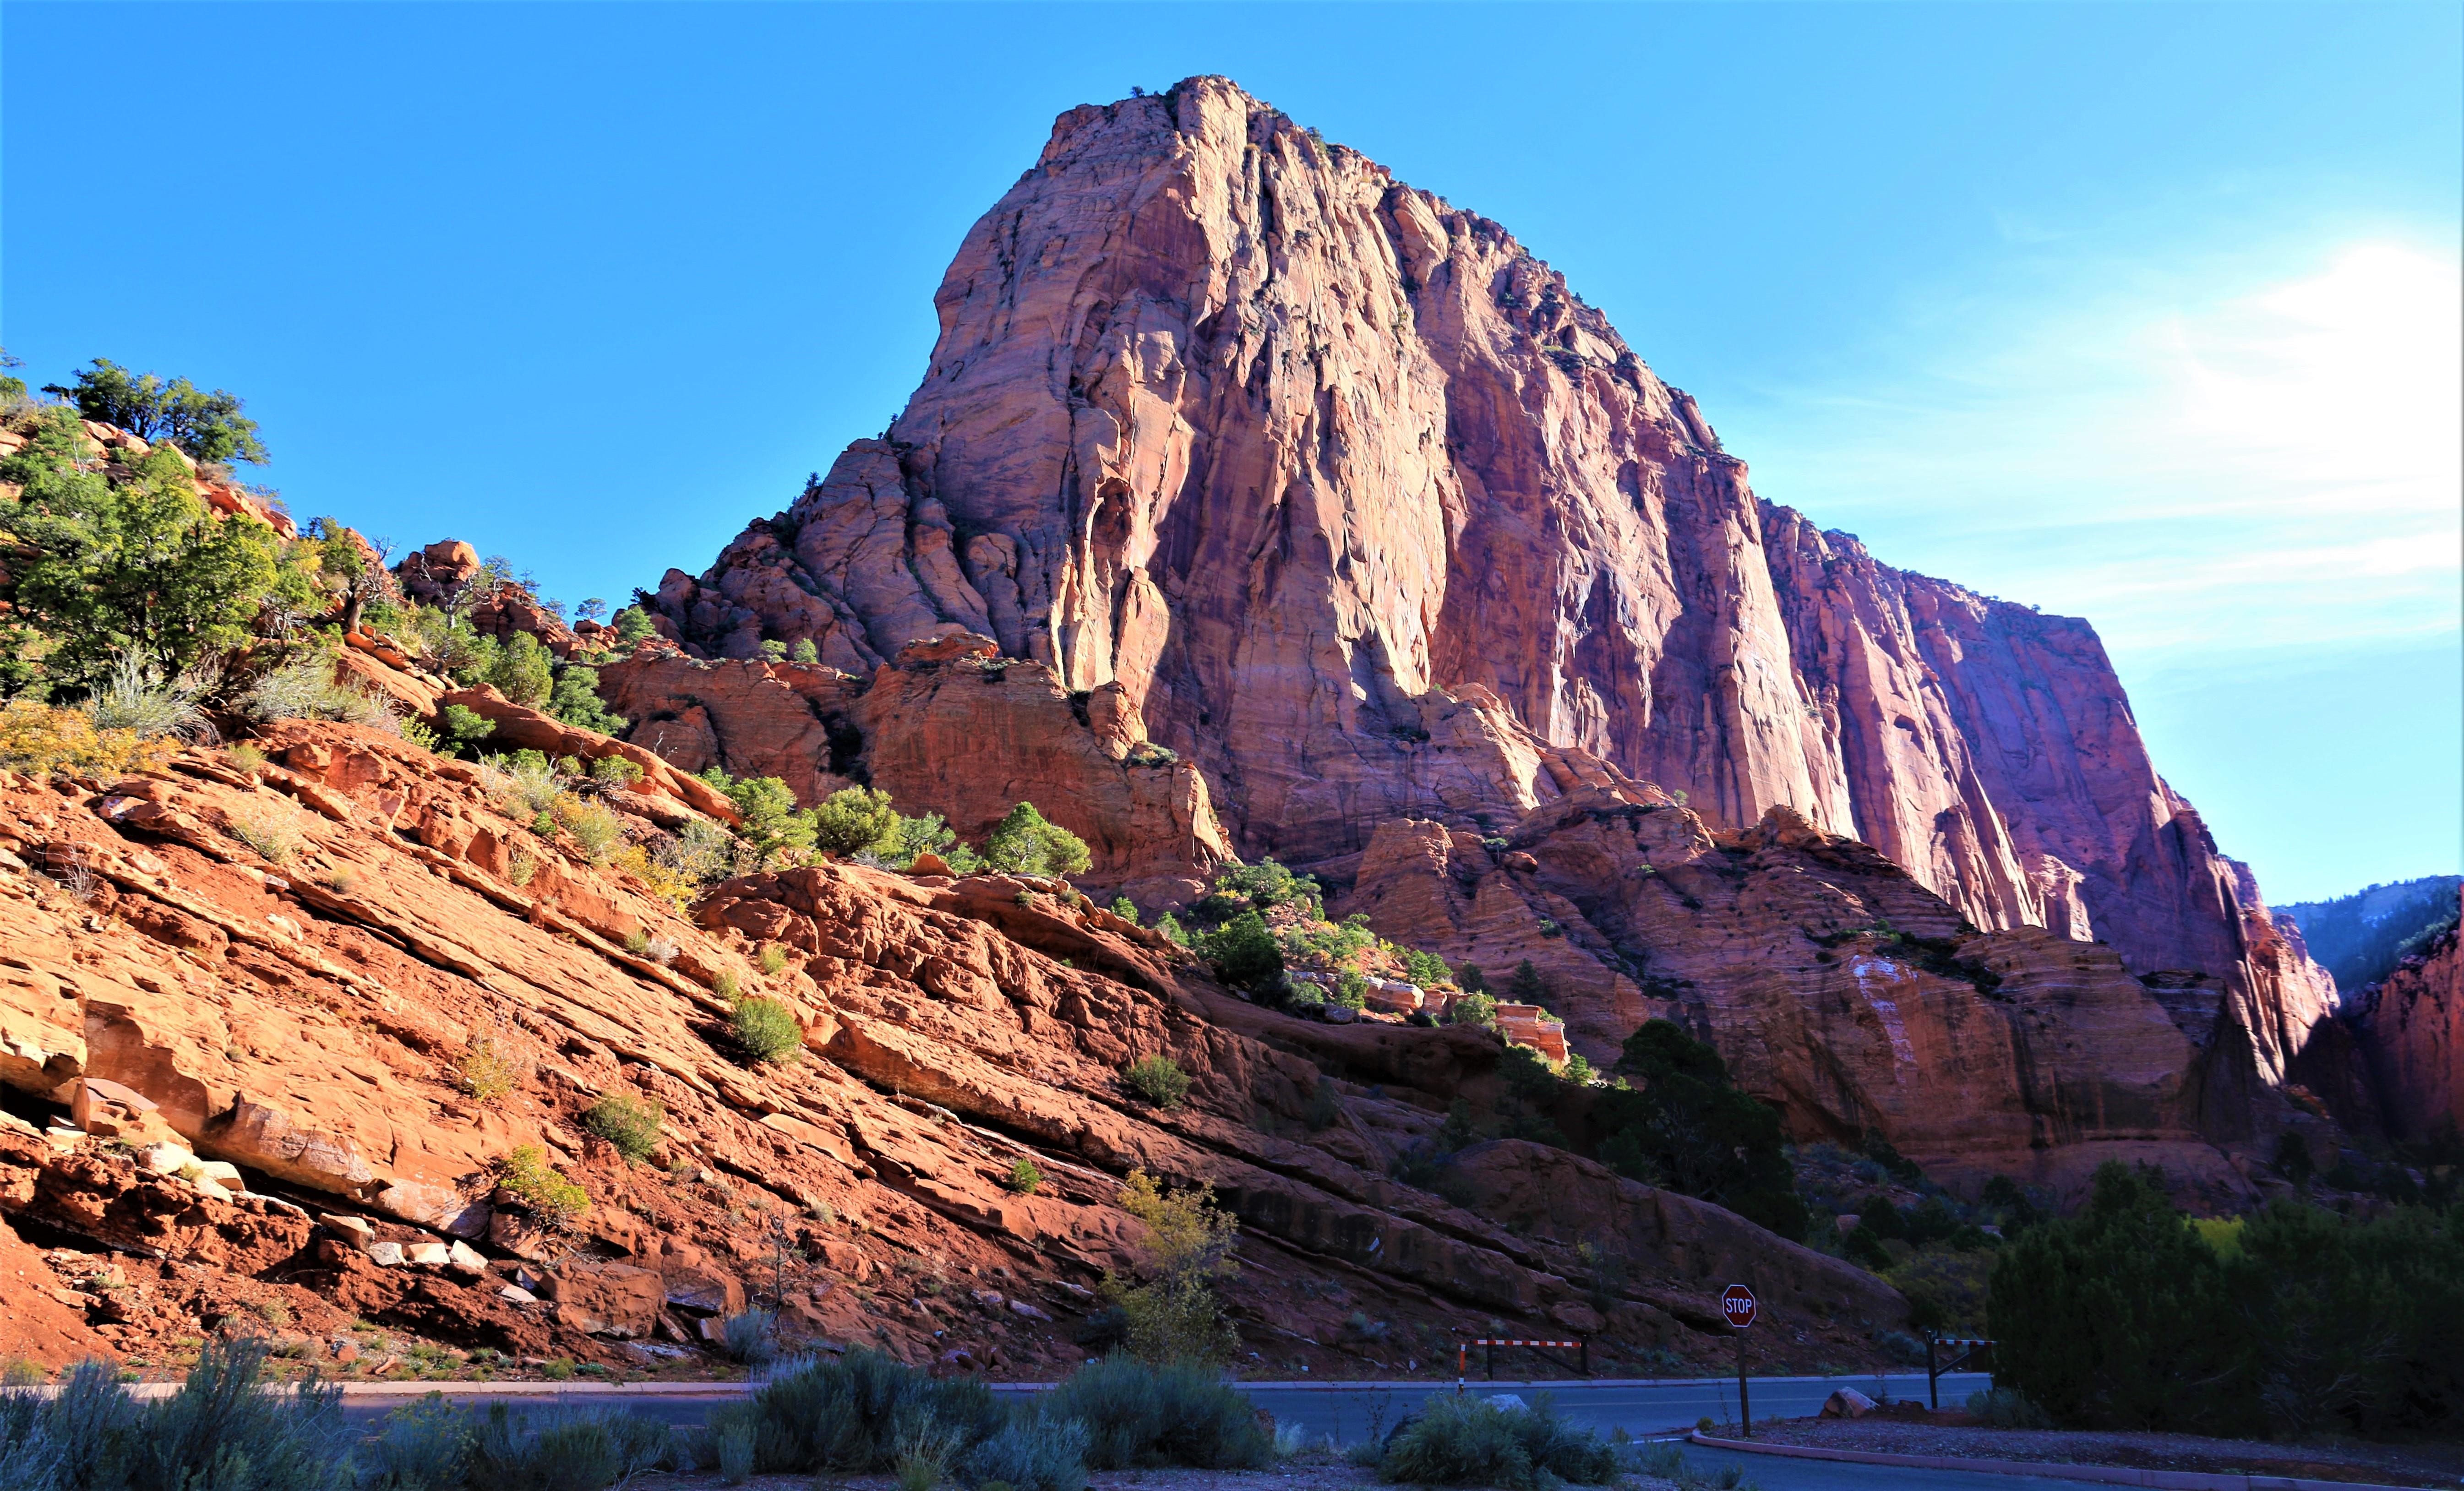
647,77,2335,1143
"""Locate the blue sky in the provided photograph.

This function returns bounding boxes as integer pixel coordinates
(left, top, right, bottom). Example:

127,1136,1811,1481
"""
4,2,2456,904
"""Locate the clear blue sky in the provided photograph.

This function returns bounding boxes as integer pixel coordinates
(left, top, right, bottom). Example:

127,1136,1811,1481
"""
5,3,2457,905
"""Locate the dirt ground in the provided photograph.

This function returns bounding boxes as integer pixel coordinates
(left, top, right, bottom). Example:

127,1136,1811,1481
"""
1753,1405,2464,1487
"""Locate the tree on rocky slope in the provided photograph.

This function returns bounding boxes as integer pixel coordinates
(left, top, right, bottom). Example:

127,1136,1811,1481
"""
1595,1019,1805,1241
0,409,313,692
983,800,1090,877
44,357,269,464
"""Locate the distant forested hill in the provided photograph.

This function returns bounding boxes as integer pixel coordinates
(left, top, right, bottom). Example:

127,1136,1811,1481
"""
2285,876,2464,992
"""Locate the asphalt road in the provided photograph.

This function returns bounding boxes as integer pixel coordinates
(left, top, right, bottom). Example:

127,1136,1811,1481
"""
1666,1439,2132,1491
335,1371,1994,1441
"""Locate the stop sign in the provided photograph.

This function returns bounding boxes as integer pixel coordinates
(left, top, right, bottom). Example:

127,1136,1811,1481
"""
1721,1284,1758,1330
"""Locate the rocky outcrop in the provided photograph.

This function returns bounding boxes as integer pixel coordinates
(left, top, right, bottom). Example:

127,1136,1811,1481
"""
600,629,1234,905
396,539,579,656
0,701,1900,1375
2343,893,2462,1141
643,76,2331,1112
1343,784,2257,1202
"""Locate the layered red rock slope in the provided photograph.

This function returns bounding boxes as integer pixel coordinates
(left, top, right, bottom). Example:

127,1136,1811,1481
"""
0,702,1898,1376
643,76,2335,1147
2343,892,2462,1142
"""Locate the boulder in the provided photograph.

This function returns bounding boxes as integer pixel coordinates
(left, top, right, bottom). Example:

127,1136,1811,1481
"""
1822,1387,1877,1419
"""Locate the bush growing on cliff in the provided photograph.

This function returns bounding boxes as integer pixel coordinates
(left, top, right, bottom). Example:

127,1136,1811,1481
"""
1593,1019,1804,1241
731,996,804,1064
611,606,658,644
496,1144,589,1228
811,786,899,858
1121,1054,1191,1110
983,801,1090,878
1196,910,1282,994
545,661,626,735
698,766,819,868
581,1091,665,1163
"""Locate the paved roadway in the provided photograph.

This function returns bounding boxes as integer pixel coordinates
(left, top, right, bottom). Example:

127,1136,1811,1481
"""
1666,1439,2141,1491
335,1371,1993,1441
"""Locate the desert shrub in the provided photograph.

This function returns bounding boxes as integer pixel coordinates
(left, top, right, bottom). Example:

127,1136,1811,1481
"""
1887,1246,1992,1334
433,703,494,756
545,664,626,735
731,996,803,1064
580,1091,665,1163
1593,1019,1805,1241
0,1358,146,1490
1448,990,1497,1027
698,767,818,867
0,700,175,778
1155,911,1187,946
713,969,742,1002
458,1034,524,1103
810,786,898,857
2239,1198,2464,1434
455,631,555,708
242,653,398,729
1196,910,1282,994
1375,1392,1616,1487
560,800,624,864
788,638,820,664
496,1145,589,1228
1107,1170,1239,1365
358,1392,475,1489
83,656,217,745
1964,1387,2054,1429
507,849,539,886
1333,970,1368,1009
1989,1162,2246,1432
611,606,658,644
879,808,980,872
1039,1356,1269,1469
1006,1158,1043,1195
131,1336,354,1490
962,1412,1088,1491
721,1309,777,1367
581,754,639,790
735,1348,1003,1474
1121,1054,1190,1110
758,944,788,976
1201,858,1321,920
465,1402,672,1491
712,1418,755,1485
1399,946,1450,988
488,750,566,818
982,801,1090,877
226,800,307,864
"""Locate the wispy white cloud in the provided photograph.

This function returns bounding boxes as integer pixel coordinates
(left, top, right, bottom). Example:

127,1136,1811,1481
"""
1725,239,2463,672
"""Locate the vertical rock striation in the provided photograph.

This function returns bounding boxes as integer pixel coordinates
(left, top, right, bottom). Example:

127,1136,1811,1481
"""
647,76,2333,1117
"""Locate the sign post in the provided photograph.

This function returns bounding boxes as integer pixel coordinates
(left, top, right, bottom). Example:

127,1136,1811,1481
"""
1720,1285,1758,1437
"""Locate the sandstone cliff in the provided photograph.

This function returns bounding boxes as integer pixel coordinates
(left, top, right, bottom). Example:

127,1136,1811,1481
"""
2343,892,2462,1143
643,76,2334,1142
0,697,1898,1377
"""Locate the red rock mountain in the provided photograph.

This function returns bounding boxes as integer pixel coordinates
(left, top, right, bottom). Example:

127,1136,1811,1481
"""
644,77,2336,1152
0,704,1894,1376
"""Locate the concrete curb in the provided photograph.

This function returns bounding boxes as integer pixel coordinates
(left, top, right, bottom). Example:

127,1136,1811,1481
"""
1687,1431,2431,1491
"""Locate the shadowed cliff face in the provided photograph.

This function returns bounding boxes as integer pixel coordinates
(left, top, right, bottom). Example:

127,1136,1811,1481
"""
647,76,2334,1122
